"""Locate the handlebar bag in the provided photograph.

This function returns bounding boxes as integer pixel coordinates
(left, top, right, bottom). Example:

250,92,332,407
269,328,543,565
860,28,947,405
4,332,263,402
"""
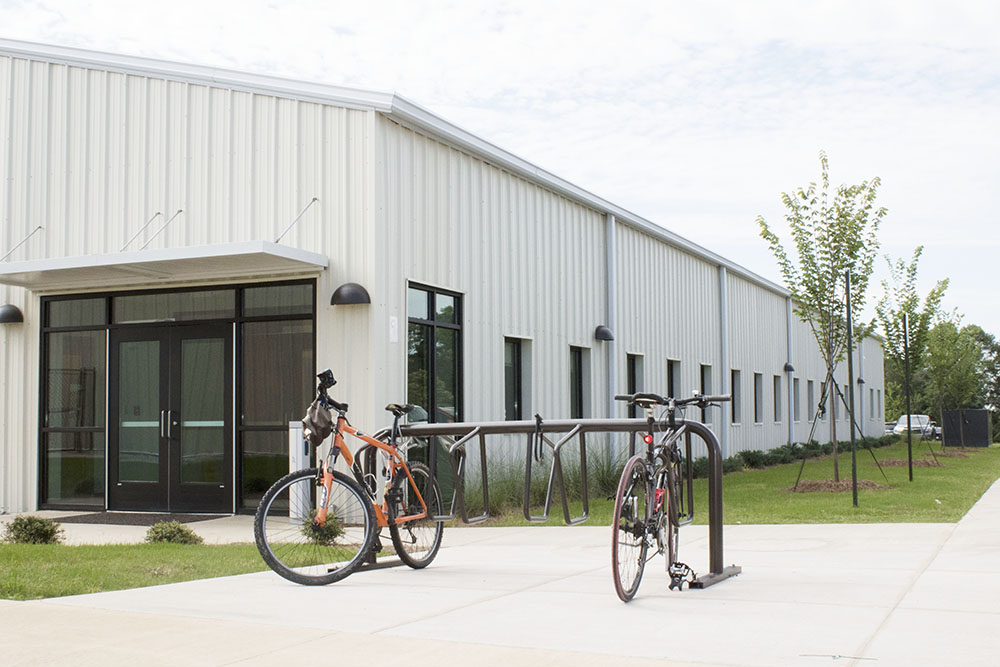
302,399,333,446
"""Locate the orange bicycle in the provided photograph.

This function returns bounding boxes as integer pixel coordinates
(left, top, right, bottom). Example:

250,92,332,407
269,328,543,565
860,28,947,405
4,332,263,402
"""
254,369,444,585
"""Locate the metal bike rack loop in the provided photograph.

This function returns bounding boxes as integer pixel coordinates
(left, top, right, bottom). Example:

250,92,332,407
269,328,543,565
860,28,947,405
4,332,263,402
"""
393,416,741,589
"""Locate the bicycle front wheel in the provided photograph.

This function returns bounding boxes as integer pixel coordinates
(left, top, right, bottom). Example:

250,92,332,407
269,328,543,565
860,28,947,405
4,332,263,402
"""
612,455,650,602
387,462,445,569
254,467,376,585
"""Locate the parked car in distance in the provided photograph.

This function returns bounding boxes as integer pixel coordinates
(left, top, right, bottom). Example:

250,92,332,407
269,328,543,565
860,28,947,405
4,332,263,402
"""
884,421,896,435
893,414,935,438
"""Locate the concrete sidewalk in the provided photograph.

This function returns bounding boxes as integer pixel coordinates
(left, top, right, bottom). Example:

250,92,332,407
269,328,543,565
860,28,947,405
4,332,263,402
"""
3,481,1000,666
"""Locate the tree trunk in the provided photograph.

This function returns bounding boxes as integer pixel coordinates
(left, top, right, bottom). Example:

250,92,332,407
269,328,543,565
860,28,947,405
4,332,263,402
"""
830,383,839,482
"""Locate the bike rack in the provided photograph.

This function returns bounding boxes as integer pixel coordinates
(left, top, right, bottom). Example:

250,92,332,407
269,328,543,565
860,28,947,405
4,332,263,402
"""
391,416,742,589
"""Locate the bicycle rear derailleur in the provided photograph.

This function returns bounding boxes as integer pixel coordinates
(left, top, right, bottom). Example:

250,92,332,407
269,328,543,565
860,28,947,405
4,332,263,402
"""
668,562,696,591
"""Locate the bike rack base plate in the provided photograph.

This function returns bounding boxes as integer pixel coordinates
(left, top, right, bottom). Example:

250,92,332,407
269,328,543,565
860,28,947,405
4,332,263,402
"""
690,565,742,589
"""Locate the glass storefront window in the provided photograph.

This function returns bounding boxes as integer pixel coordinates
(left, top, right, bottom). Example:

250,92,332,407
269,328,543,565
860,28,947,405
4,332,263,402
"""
113,290,235,324
244,284,313,318
241,430,288,510
46,331,106,428
45,431,104,506
242,320,313,427
47,298,105,328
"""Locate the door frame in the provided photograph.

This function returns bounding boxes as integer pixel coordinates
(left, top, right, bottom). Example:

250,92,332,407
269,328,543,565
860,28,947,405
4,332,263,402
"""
108,322,234,512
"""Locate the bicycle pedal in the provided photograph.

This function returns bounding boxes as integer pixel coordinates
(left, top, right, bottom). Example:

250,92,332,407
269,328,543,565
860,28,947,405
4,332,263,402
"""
668,562,695,591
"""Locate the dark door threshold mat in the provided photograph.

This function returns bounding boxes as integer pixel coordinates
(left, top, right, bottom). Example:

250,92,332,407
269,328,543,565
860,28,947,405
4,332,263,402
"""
55,512,225,526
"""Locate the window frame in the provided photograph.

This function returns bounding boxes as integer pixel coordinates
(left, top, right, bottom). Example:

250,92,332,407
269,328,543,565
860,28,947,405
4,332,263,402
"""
406,283,464,424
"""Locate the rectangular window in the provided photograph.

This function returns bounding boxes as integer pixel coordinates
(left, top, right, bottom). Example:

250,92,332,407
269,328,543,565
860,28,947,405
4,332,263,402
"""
870,388,875,420
570,346,591,419
820,382,827,420
730,370,741,424
627,354,644,418
407,284,463,424
504,338,523,421
667,359,680,398
700,364,712,423
877,389,882,418
807,380,815,421
773,375,782,422
754,373,763,424
793,378,801,422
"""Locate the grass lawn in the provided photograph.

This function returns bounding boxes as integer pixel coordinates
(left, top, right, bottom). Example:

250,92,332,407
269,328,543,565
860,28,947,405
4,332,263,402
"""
474,440,1000,527
0,543,266,601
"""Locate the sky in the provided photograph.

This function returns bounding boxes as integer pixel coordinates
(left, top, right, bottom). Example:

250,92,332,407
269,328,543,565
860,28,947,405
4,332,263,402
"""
2,0,998,334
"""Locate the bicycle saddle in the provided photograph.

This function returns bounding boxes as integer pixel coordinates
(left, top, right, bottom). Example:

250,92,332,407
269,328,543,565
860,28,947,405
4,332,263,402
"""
385,403,416,417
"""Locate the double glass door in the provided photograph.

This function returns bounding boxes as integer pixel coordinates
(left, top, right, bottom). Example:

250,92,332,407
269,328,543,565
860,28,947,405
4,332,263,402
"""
109,324,233,512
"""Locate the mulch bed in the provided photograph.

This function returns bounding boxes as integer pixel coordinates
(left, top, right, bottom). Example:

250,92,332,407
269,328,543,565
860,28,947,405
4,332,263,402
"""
54,513,222,526
789,479,890,493
926,449,972,458
878,458,943,467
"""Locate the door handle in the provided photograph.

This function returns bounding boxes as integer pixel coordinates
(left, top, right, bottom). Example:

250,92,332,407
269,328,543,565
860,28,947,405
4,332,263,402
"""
160,410,167,438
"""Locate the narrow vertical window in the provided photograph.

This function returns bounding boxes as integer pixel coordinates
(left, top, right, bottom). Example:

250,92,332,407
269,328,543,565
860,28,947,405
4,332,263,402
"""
626,354,643,418
730,370,741,424
870,388,875,420
570,346,590,419
504,338,522,421
807,380,815,421
667,359,680,398
773,375,782,423
820,382,827,420
753,373,763,424
793,378,801,422
700,364,712,423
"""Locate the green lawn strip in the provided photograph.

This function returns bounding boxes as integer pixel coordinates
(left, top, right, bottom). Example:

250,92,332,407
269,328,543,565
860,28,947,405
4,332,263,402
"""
461,442,1000,527
0,543,266,601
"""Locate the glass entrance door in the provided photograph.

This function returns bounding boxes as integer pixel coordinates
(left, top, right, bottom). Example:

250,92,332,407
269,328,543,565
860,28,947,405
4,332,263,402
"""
109,324,233,512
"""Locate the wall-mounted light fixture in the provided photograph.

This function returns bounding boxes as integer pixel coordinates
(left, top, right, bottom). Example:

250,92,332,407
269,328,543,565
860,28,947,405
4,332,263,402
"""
857,377,865,385
0,304,24,324
783,362,795,372
594,325,614,341
331,282,371,305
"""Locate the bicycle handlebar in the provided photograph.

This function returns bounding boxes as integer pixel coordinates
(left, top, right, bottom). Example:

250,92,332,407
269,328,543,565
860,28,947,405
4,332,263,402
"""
316,369,349,413
614,391,732,408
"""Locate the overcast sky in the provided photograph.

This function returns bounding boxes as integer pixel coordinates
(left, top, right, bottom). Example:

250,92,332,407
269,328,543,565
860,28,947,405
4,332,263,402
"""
2,0,998,334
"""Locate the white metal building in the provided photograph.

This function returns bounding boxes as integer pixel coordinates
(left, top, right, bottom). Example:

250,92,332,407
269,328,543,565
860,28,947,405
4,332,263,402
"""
0,39,884,514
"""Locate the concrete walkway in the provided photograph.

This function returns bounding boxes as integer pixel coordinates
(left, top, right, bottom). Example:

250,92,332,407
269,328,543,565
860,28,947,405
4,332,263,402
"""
3,481,1000,666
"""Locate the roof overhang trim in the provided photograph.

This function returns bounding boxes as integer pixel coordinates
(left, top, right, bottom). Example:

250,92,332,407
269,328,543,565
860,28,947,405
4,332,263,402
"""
0,241,328,292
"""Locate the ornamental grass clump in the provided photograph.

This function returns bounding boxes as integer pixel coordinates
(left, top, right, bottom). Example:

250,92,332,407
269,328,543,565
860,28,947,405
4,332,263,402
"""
301,510,344,546
3,515,64,544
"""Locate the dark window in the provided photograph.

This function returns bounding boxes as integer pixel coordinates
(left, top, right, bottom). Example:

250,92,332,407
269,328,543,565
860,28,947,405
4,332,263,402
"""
570,346,586,419
731,370,741,424
808,380,816,421
504,338,523,421
700,364,712,423
243,284,312,318
46,298,105,328
626,354,643,418
113,289,235,324
407,284,462,424
773,375,782,422
754,373,763,423
794,378,801,422
820,382,827,420
667,359,680,398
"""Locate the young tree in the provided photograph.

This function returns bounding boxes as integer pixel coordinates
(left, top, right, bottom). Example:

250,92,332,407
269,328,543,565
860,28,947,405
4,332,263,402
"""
757,151,886,481
875,246,949,419
922,320,984,420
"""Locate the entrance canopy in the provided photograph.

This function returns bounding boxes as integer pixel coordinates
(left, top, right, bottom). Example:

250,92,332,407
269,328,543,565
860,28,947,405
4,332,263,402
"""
0,241,328,291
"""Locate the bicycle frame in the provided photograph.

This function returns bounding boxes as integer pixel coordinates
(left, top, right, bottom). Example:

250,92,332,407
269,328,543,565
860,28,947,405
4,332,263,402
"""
314,411,430,530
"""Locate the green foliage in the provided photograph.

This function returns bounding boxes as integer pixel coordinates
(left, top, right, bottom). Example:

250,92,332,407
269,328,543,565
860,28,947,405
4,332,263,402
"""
3,515,64,544
922,320,986,416
144,521,204,545
300,510,344,546
756,151,886,367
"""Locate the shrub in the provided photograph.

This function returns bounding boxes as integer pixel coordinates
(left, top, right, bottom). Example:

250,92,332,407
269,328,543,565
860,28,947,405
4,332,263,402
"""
740,450,768,469
3,515,64,544
300,510,343,546
145,521,203,545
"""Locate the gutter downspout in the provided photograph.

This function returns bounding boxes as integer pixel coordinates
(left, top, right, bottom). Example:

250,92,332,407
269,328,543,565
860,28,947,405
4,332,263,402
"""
786,297,795,445
606,213,617,420
719,266,729,458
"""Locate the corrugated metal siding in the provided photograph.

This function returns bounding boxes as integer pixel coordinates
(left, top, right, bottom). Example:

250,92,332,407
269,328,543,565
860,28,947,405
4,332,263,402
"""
374,117,608,433
0,54,373,511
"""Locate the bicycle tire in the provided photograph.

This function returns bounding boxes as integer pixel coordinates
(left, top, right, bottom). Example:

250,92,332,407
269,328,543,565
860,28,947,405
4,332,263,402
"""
254,467,376,586
387,462,444,569
612,454,650,602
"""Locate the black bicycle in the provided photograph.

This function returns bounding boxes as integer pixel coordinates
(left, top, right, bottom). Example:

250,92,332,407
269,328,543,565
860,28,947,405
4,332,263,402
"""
611,391,730,602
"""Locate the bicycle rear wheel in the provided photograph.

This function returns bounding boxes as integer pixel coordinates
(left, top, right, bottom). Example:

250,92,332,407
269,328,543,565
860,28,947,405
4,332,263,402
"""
612,455,650,602
387,462,444,569
254,467,376,585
